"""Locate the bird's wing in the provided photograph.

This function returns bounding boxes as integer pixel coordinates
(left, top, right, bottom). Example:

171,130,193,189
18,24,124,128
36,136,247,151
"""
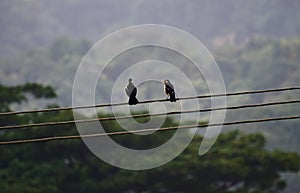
165,84,174,95
126,84,137,97
130,87,137,97
168,82,174,90
125,88,131,97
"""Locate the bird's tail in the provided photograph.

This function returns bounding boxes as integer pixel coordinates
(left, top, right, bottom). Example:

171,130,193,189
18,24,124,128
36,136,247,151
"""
128,96,139,105
170,92,176,102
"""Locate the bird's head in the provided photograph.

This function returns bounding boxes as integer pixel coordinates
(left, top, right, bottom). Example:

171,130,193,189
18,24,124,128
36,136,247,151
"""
128,78,132,82
163,80,169,84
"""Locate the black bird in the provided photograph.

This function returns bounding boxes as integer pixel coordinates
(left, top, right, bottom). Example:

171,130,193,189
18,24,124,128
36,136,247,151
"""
163,80,176,102
125,78,139,105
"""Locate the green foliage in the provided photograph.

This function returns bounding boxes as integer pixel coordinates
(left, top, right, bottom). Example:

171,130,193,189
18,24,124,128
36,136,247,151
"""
0,83,56,112
213,37,300,192
1,82,300,192
2,123,300,193
21,83,57,99
1,91,300,193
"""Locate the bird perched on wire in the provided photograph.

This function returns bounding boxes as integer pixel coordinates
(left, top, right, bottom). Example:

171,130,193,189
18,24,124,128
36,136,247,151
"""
163,80,176,102
125,78,139,105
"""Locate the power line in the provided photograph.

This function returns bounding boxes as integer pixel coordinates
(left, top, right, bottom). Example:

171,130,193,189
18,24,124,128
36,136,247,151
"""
1,85,300,116
0,115,299,145
1,99,299,131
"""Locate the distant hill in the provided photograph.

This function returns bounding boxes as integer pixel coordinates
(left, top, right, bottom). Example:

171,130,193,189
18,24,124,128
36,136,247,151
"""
1,0,300,56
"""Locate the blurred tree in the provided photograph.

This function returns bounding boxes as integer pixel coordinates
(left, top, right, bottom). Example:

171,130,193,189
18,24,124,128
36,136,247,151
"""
0,83,56,127
98,131,300,193
0,83,300,193
0,83,56,112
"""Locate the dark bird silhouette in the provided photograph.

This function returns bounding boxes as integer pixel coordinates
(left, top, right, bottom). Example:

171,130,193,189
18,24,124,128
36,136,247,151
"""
125,78,139,105
163,80,176,102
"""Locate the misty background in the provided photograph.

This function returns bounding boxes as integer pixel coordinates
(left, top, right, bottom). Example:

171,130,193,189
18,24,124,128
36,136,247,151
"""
1,0,300,192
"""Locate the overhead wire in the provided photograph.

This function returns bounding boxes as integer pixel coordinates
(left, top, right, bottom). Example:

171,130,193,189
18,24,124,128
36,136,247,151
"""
0,99,299,130
1,85,300,145
0,85,300,116
0,115,299,145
